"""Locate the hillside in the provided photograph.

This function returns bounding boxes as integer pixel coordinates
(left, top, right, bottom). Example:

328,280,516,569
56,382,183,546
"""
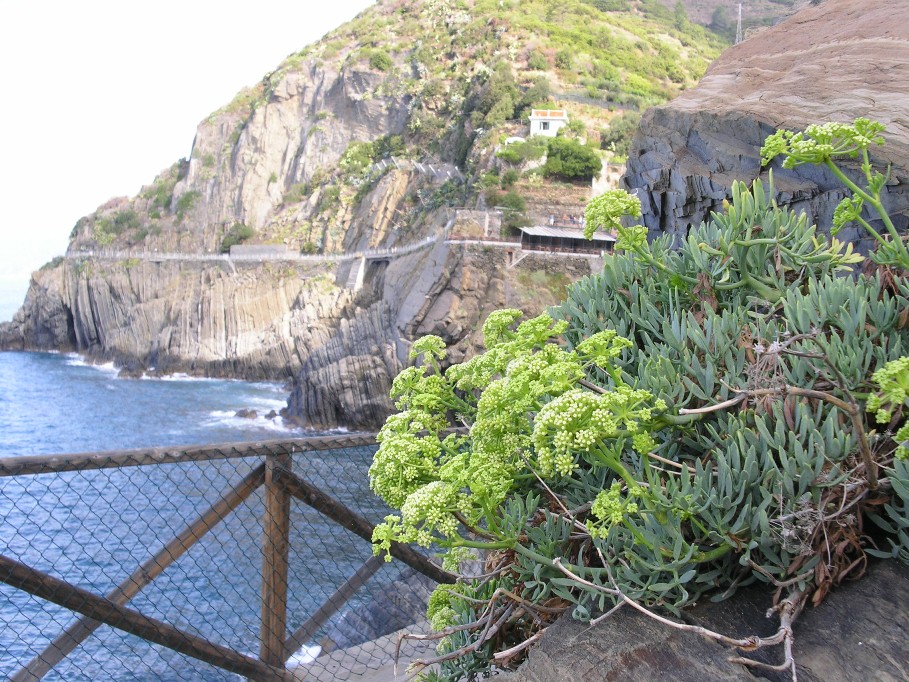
1,0,728,428
58,0,726,258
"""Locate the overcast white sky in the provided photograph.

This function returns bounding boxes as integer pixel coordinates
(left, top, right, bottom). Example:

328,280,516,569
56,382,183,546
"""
0,0,375,321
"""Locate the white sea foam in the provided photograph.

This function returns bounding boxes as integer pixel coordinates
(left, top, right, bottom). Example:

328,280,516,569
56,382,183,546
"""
64,353,88,367
206,409,293,433
153,372,207,382
285,644,322,666
64,354,120,376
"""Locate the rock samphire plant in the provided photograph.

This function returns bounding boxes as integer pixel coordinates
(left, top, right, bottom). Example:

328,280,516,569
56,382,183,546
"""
369,119,909,681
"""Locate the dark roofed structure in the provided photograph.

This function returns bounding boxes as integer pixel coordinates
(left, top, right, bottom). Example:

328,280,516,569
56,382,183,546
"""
519,226,615,254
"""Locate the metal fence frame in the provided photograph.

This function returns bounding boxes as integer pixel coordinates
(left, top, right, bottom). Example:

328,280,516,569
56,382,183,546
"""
0,434,454,681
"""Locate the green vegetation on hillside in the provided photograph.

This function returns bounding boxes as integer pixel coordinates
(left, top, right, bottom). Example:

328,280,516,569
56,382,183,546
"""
219,223,255,253
65,0,730,255
260,0,728,182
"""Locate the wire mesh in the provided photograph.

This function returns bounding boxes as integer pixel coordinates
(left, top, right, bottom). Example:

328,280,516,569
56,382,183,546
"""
0,439,439,681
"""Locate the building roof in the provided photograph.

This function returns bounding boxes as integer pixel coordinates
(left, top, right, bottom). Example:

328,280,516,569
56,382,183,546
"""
529,109,568,120
520,226,615,241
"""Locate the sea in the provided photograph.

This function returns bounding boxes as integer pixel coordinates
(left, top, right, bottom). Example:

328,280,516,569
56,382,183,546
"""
0,351,399,681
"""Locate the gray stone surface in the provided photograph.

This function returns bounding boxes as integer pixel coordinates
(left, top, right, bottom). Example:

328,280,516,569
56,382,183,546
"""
503,559,909,682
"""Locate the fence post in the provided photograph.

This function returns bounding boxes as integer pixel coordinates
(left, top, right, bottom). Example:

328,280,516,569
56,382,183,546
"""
260,453,291,672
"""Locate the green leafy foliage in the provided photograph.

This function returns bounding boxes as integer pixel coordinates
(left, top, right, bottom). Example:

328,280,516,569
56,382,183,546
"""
174,191,200,224
600,111,641,157
371,131,909,678
543,137,602,179
90,209,145,246
340,141,377,178
527,50,549,70
500,168,520,188
365,49,393,72
219,223,255,253
761,118,908,269
338,135,407,183
486,189,530,234
495,137,548,165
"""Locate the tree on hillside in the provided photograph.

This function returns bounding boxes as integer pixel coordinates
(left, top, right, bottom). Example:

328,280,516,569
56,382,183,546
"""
673,1,688,29
544,137,603,179
709,6,735,40
601,111,641,158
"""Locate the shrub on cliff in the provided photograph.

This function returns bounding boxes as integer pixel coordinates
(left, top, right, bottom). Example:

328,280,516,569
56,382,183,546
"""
543,136,602,179
369,120,909,681
219,223,254,253
495,137,548,165
600,110,641,158
363,49,393,72
174,190,200,225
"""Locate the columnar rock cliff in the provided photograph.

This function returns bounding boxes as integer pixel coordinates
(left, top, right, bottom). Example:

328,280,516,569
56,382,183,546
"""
623,0,909,246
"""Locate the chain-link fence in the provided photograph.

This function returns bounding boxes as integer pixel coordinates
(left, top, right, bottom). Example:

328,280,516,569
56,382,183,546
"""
0,435,449,681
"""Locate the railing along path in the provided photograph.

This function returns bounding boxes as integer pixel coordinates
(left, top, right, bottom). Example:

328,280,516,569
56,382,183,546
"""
0,433,454,681
66,234,442,265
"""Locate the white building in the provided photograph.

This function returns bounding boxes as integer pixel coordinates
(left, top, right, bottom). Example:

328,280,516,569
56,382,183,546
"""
528,109,569,137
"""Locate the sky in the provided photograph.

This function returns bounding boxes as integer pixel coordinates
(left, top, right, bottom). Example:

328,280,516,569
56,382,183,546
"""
0,0,375,321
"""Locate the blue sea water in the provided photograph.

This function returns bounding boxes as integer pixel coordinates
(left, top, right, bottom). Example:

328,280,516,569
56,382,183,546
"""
0,351,390,681
0,351,294,456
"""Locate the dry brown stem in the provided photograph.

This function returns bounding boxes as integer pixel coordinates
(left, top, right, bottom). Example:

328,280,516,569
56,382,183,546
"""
551,557,807,682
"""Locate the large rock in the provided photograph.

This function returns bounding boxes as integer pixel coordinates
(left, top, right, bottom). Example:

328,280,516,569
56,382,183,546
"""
624,0,909,247
0,265,75,352
505,559,909,681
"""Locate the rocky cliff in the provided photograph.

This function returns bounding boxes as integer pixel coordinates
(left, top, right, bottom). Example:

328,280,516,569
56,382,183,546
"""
623,0,909,247
286,244,598,429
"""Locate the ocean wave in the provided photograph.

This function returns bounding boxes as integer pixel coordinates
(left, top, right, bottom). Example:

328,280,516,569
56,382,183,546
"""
145,374,285,391
149,372,210,382
206,409,293,433
63,353,88,367
240,396,287,411
64,354,119,376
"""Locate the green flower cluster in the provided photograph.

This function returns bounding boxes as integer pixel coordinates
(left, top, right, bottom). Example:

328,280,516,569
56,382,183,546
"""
614,224,649,253
761,118,907,269
583,189,642,239
371,312,639,564
760,118,886,168
868,357,909,421
867,356,909,459
427,583,462,631
587,481,643,539
532,386,663,476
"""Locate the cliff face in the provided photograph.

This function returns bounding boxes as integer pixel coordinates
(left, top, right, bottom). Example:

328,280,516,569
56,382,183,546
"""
171,61,412,253
624,0,909,246
286,244,598,430
2,259,355,380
